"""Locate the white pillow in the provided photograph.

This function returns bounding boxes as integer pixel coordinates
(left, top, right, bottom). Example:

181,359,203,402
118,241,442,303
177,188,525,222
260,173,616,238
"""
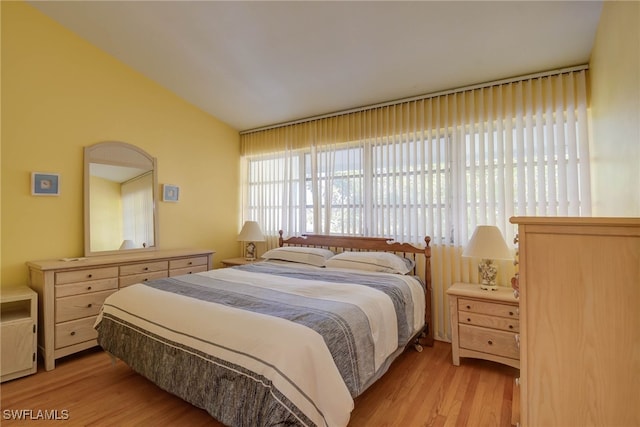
325,251,415,274
261,246,335,267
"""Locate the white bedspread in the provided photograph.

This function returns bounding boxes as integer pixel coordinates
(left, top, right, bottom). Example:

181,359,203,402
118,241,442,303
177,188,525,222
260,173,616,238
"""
95,263,425,427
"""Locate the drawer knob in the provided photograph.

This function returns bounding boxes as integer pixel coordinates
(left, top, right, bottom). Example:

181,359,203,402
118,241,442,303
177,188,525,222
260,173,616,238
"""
144,267,149,271
188,261,193,265
87,274,93,278
70,331,76,336
466,305,471,309
467,318,471,322
487,340,493,345
87,303,93,308
509,325,514,329
143,278,149,282
87,286,92,290
509,311,514,316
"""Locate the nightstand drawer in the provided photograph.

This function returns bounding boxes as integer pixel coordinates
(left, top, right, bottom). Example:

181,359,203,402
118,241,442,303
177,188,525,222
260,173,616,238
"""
55,317,98,348
458,298,519,319
55,290,116,323
55,267,118,285
119,261,168,276
169,256,209,270
459,324,519,360
459,311,519,333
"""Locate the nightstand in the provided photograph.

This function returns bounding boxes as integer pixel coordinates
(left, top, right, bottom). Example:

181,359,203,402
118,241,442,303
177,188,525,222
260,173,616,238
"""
1,286,38,382
447,282,519,369
220,257,263,267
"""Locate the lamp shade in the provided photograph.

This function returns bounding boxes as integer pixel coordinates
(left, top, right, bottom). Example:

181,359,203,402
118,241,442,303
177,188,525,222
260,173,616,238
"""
119,239,136,250
462,225,511,260
237,221,265,242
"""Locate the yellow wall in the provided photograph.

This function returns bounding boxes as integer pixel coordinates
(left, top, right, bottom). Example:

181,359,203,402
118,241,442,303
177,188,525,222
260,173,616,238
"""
589,0,640,216
1,2,241,287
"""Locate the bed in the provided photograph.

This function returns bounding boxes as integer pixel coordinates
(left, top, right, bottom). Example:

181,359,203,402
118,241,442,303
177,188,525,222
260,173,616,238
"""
95,232,433,427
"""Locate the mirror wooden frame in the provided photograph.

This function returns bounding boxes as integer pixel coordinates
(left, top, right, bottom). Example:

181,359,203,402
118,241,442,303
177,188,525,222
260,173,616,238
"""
84,141,159,257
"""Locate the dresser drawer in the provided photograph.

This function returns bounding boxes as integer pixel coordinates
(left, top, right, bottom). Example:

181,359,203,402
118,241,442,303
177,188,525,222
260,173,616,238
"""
119,271,168,288
459,311,520,333
169,265,208,277
119,261,168,276
55,290,116,323
169,256,209,270
55,278,118,298
55,267,118,285
459,324,520,360
458,298,519,319
55,317,98,349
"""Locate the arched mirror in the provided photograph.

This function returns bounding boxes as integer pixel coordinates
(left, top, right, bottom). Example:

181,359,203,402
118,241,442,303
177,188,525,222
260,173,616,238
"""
84,141,159,256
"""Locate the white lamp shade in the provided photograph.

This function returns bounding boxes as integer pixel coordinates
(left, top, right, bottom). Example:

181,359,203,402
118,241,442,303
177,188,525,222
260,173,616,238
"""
462,225,511,260
237,221,265,242
119,239,136,250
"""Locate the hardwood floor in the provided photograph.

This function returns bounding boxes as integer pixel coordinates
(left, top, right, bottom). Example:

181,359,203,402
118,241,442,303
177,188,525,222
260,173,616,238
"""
1,341,518,426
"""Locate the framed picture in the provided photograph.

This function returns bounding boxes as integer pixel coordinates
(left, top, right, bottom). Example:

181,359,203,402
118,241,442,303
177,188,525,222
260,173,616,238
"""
32,172,60,196
162,184,180,202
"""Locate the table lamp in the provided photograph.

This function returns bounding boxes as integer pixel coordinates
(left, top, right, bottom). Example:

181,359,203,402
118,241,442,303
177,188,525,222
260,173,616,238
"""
462,225,512,290
238,221,265,260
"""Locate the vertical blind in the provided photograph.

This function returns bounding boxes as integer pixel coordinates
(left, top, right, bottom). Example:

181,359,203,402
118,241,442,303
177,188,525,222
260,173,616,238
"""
121,171,155,249
240,68,591,341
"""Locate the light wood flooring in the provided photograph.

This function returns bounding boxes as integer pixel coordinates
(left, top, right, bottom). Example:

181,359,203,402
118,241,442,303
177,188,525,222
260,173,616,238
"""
1,341,518,426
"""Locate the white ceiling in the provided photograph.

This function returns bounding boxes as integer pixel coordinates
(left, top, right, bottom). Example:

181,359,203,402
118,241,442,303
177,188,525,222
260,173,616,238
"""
29,1,602,132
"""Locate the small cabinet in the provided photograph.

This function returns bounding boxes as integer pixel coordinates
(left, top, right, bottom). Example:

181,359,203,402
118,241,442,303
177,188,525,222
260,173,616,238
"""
1,287,37,382
447,282,520,369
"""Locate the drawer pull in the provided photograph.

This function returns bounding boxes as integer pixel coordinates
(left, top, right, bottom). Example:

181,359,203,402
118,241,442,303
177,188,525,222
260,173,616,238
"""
87,303,93,308
87,286,92,290
188,261,193,265
70,331,76,336
509,311,514,316
509,325,514,329
487,340,493,345
467,318,471,322
144,267,149,271
87,274,93,278
143,278,149,282
466,305,471,309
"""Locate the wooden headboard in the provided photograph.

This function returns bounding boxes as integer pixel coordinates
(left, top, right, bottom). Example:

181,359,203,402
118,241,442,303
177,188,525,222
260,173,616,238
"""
278,231,434,347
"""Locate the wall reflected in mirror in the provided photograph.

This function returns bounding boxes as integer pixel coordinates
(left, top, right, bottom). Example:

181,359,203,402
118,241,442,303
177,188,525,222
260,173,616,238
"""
89,164,155,252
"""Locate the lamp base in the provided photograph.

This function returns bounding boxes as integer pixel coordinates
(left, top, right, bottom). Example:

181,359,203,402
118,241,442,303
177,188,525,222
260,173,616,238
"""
244,242,257,261
478,259,498,291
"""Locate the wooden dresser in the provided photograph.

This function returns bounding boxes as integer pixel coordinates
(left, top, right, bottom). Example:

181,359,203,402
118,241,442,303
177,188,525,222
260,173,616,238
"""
27,248,214,371
510,217,639,427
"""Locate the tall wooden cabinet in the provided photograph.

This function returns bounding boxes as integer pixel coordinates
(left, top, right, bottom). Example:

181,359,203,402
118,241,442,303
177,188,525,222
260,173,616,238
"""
510,217,639,427
27,248,214,371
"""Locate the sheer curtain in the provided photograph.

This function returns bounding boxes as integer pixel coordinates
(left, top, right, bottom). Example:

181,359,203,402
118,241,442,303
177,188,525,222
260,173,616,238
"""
240,68,591,341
